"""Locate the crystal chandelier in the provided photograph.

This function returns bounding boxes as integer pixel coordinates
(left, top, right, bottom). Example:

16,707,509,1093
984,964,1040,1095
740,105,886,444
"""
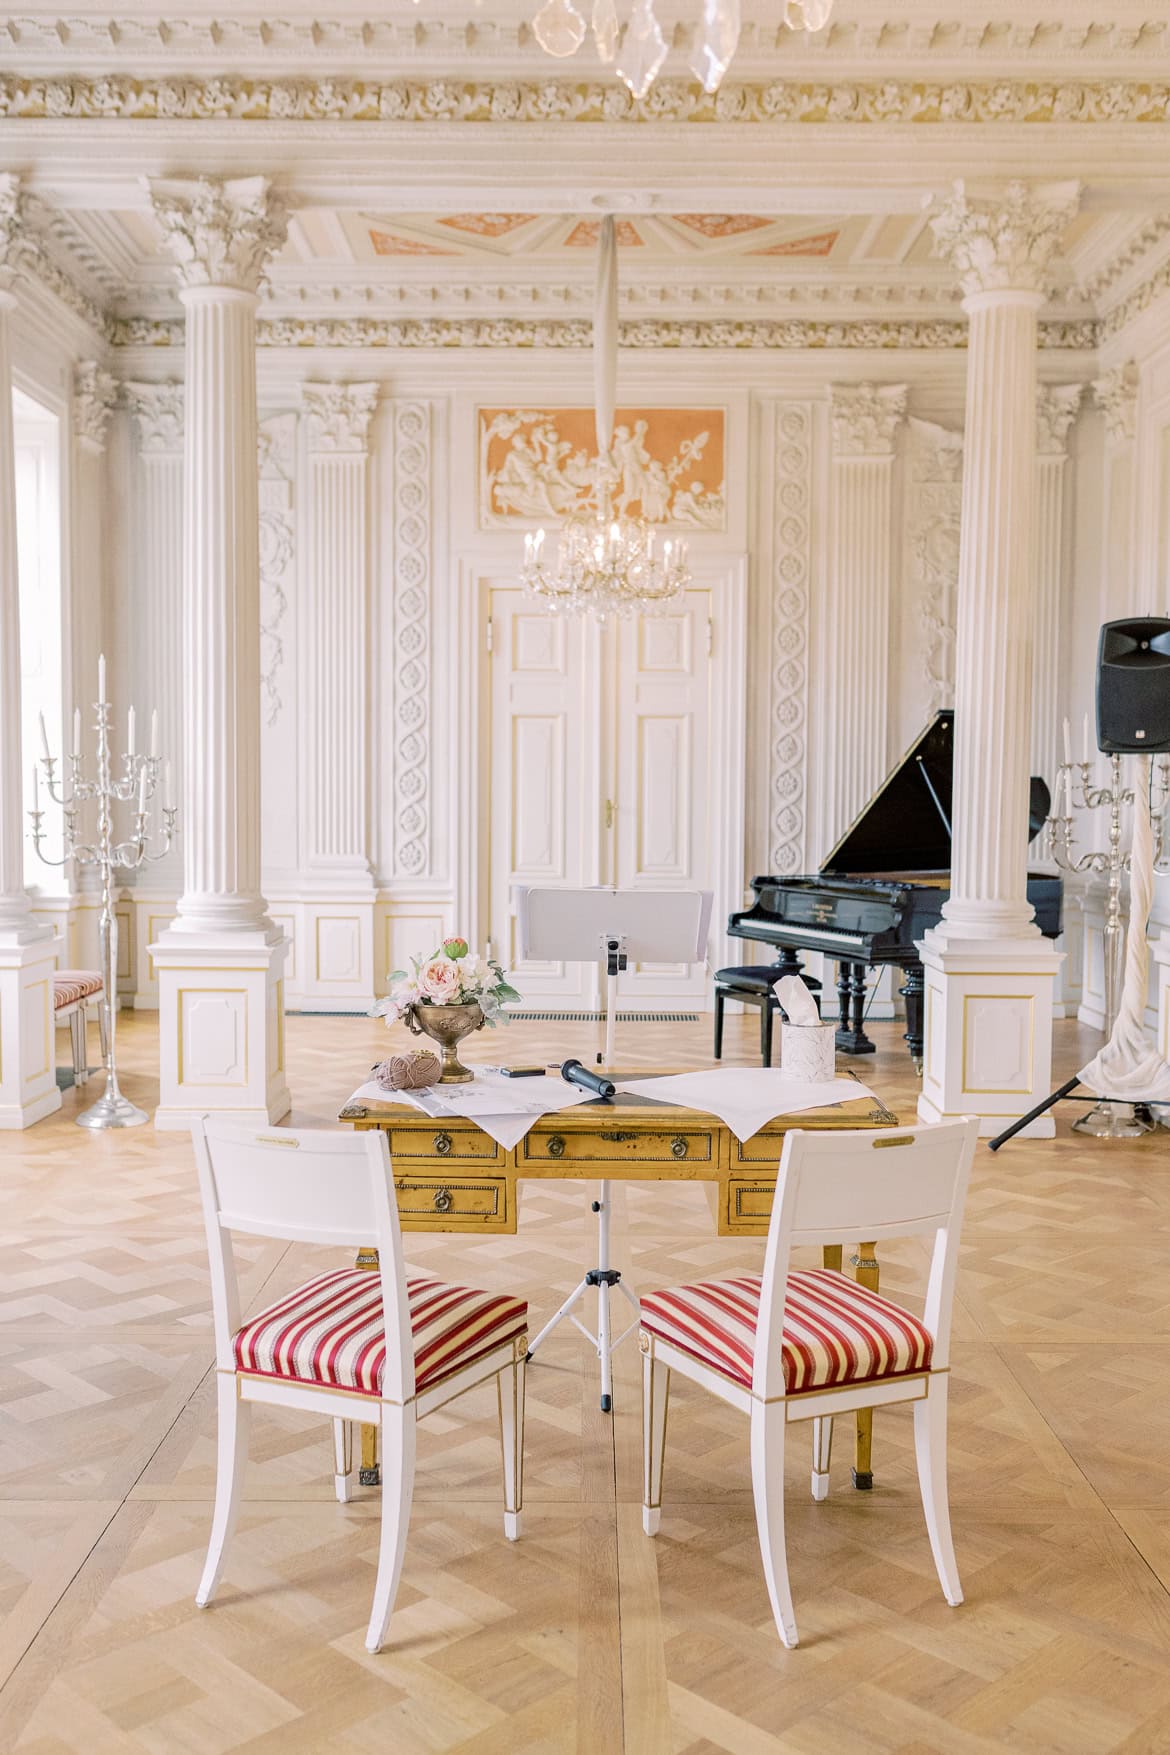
520,216,691,620
531,0,834,98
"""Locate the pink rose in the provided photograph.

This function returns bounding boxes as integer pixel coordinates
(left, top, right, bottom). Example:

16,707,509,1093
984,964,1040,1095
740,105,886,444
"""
419,956,461,1004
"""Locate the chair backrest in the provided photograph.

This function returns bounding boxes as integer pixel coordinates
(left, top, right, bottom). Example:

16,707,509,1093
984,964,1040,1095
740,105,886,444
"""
752,1118,978,1401
192,1118,414,1403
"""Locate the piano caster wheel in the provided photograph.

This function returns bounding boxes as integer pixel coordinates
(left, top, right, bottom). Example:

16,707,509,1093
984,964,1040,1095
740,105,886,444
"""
601,1394,612,1413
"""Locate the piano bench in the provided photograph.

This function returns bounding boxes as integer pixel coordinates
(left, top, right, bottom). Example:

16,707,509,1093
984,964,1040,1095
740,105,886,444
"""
713,966,822,1068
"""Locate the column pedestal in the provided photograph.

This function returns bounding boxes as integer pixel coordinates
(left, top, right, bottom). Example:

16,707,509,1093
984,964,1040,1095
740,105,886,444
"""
153,930,287,1131
0,938,60,1129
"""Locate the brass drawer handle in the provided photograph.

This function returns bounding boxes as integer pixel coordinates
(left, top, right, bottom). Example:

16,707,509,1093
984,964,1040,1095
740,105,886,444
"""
433,1187,453,1214
600,1130,637,1142
670,1135,689,1159
547,1134,566,1159
433,1131,453,1156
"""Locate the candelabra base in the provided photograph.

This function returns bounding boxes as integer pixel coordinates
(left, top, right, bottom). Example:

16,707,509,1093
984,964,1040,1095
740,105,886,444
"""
76,1086,150,1130
1072,1101,1155,1139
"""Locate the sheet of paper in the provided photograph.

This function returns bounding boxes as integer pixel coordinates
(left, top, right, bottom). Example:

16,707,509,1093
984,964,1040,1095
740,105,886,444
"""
616,1067,877,1143
342,1073,595,1149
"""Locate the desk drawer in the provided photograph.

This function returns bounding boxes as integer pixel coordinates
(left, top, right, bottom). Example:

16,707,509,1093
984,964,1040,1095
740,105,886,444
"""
724,1176,776,1234
521,1127,714,1166
388,1126,502,1163
394,1172,511,1230
733,1129,798,1165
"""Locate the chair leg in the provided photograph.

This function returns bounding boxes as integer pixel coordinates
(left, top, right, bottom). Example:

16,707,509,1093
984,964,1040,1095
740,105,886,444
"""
69,1009,88,1084
365,1405,416,1654
332,1417,354,1504
713,988,725,1060
749,1401,798,1647
811,1415,833,1503
498,1353,526,1541
196,1375,251,1607
914,1378,963,1607
642,1347,670,1535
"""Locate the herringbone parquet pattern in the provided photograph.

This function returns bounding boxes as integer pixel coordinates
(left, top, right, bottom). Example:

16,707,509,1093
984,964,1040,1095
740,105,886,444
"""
1,1009,1168,1753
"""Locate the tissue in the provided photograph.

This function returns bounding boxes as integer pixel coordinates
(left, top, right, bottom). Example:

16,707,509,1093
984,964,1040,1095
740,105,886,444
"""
774,975,820,1025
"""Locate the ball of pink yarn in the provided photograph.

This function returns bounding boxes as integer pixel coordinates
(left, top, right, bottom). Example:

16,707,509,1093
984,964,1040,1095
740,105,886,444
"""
374,1049,442,1091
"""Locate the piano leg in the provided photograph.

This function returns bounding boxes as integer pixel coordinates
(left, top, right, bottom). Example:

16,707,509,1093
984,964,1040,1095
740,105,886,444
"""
835,962,876,1055
899,963,925,1075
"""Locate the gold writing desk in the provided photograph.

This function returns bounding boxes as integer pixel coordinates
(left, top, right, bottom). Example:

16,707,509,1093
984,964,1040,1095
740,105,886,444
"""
339,1084,896,1488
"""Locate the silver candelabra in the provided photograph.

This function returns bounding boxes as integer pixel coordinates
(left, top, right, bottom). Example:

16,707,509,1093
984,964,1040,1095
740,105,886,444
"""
1046,739,1169,1138
29,655,178,1129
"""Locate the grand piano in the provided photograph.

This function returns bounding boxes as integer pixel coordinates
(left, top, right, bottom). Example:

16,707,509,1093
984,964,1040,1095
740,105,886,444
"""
727,711,1063,1070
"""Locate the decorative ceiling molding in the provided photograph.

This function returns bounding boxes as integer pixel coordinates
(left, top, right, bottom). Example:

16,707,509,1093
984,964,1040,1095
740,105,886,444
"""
1100,256,1170,341
1080,214,1170,302
107,312,1100,350
6,76,1170,125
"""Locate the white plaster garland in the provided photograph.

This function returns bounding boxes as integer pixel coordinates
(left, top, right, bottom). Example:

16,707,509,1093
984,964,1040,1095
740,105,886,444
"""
769,402,812,877
391,402,432,880
0,173,24,288
930,179,1082,297
72,361,118,449
906,417,962,716
258,416,296,728
1035,382,1083,456
122,379,184,453
1093,362,1139,443
829,381,908,456
301,381,379,453
148,175,288,293
107,313,1101,352
8,76,1170,125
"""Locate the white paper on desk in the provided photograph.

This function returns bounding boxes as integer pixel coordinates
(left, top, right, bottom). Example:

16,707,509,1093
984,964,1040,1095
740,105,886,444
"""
342,1073,594,1150
616,1067,876,1144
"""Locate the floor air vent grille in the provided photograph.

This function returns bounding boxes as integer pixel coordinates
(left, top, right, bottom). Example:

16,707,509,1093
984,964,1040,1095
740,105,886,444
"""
509,1010,700,1024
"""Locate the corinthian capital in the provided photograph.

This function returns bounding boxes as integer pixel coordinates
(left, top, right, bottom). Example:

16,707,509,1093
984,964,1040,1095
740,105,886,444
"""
930,180,1081,299
301,381,379,452
122,380,184,454
73,362,118,451
1093,362,1139,445
147,175,288,293
1035,383,1083,457
830,382,908,457
0,172,27,292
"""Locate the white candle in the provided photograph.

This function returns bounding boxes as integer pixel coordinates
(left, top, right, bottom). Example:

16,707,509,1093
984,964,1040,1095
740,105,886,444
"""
164,759,173,810
127,704,136,757
98,652,106,702
149,708,158,759
1062,717,1071,766
137,763,148,815
1064,767,1073,815
37,710,50,761
72,707,80,755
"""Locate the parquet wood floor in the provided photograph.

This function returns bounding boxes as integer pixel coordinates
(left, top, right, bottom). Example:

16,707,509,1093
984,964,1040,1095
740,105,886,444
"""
1,1009,1168,1754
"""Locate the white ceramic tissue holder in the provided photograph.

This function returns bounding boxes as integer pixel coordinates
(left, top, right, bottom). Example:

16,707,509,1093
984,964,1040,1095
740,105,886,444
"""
774,973,836,1081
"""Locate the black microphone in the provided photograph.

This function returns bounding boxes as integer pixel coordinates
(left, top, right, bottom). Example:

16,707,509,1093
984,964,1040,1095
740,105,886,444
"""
561,1058,616,1100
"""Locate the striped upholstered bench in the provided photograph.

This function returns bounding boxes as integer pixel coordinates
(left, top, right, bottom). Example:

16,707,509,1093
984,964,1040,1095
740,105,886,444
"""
53,971,106,1085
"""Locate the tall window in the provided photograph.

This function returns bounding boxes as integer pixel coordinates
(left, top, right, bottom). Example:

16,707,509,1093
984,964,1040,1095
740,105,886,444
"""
15,389,62,890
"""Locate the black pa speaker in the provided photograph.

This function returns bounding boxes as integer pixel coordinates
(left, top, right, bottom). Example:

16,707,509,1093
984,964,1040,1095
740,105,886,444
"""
1095,617,1170,754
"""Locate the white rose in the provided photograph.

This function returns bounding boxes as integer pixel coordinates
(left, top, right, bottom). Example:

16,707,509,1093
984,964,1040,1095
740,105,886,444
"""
419,956,461,1004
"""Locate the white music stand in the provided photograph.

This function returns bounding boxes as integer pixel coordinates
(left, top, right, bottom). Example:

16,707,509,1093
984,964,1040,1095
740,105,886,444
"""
515,885,713,1411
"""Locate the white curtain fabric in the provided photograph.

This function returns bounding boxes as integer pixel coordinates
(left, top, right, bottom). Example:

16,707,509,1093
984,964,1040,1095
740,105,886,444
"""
1078,754,1170,1105
593,214,618,464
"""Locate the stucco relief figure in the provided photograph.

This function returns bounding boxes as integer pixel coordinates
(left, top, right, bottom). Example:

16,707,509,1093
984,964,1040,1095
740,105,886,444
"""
479,406,725,529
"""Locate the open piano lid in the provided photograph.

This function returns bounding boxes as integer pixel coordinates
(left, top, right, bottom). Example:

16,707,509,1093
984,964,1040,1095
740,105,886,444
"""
822,711,1052,877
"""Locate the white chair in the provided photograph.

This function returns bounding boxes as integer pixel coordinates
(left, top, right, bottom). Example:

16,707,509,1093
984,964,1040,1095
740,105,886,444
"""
53,970,107,1085
638,1117,978,1648
192,1117,529,1653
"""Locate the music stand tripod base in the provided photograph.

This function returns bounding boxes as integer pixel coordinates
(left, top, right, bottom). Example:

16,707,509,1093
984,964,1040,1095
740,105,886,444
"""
524,1182,641,1411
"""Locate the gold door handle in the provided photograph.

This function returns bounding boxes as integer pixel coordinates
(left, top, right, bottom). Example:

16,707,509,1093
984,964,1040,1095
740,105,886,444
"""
604,798,615,829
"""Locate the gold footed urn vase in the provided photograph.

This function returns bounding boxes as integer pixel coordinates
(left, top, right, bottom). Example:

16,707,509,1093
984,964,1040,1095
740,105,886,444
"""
406,1001,485,1083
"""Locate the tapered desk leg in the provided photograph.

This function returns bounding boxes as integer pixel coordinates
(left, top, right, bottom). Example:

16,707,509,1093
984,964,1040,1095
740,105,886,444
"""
850,1240,879,1489
355,1247,381,1486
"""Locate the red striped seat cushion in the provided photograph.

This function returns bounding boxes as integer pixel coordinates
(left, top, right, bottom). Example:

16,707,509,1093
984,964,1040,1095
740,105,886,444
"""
233,1267,527,1398
640,1269,931,1395
53,971,103,1010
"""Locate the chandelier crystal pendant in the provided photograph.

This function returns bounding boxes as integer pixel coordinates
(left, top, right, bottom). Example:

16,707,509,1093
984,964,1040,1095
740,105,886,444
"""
520,216,691,622
531,0,834,97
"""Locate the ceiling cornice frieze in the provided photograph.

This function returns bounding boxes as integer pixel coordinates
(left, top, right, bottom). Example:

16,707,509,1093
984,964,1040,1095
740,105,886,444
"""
5,75,1170,126
107,312,1100,351
1101,256,1170,341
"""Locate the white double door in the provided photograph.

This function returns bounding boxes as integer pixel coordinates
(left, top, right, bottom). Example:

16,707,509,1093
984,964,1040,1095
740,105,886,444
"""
486,579,736,1010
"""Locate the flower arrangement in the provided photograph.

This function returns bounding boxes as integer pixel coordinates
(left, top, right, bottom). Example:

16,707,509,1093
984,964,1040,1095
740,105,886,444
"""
370,937,521,1029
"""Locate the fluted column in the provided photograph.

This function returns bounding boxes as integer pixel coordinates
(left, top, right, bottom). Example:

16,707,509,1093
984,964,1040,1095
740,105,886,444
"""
918,180,1079,1136
298,381,378,1008
1094,363,1139,617
1032,384,1082,817
819,383,907,857
0,175,60,1127
148,177,290,1127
